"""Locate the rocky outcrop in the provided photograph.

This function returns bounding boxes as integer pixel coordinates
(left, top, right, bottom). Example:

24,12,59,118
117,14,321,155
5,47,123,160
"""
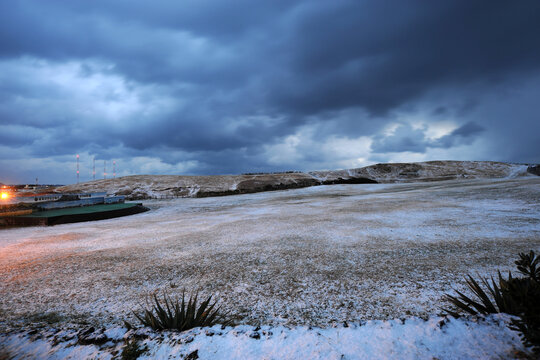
320,177,378,185
527,165,540,176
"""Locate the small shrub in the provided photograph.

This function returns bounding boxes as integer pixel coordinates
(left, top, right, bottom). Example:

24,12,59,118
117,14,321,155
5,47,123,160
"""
28,312,64,325
121,339,147,360
444,251,540,353
128,291,226,332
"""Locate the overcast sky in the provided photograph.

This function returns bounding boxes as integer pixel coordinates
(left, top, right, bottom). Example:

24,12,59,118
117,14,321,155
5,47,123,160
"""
1,1,539,184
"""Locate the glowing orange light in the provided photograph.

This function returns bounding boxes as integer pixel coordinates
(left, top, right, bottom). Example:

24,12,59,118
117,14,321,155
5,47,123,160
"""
1,192,9,200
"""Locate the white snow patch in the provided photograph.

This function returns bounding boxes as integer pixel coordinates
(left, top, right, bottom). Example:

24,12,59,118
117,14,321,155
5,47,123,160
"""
0,316,530,359
505,165,530,178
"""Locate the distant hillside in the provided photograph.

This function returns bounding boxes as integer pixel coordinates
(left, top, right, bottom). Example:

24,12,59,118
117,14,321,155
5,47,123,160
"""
56,161,534,199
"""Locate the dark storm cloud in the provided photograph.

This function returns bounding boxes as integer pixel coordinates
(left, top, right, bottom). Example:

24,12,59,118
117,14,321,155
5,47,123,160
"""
0,0,288,86
433,122,486,148
0,125,41,147
372,121,486,154
273,1,540,115
371,124,428,154
1,0,540,182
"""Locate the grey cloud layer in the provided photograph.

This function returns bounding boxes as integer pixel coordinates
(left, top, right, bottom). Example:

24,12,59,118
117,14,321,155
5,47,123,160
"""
372,122,486,154
1,0,539,183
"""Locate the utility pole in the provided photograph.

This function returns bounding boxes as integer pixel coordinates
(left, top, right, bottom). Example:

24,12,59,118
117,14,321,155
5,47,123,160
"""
76,154,80,184
104,160,107,179
93,158,96,181
113,160,116,179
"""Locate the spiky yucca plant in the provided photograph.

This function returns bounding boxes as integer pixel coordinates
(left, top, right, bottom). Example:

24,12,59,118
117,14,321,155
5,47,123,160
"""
443,272,519,317
515,250,540,282
444,251,540,353
128,291,226,332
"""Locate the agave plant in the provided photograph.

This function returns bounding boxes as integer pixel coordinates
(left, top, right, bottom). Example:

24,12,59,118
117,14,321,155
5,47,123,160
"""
128,291,226,332
443,272,520,317
444,250,540,353
515,250,540,282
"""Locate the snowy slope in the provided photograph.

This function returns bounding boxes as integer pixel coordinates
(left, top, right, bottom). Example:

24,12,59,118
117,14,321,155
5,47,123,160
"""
310,161,530,183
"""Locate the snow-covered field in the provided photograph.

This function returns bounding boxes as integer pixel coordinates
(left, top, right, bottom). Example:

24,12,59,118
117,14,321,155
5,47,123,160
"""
1,177,540,358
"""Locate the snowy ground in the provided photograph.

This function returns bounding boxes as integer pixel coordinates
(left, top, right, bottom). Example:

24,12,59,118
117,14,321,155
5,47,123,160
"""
0,315,530,359
1,177,540,358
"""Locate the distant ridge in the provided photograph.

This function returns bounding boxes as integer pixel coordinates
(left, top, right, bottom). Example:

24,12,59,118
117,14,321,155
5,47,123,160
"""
56,161,535,200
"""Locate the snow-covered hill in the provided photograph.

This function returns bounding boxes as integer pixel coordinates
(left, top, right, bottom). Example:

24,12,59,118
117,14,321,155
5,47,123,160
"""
311,160,530,183
56,161,534,199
